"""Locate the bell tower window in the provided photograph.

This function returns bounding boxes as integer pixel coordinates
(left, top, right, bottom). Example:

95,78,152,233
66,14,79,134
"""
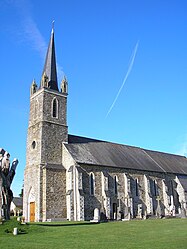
32,141,36,149
52,98,58,118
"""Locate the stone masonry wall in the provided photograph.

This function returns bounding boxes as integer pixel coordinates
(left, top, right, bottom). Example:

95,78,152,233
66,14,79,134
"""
23,164,43,222
40,89,68,165
26,88,68,168
41,122,67,165
62,145,76,221
78,164,181,221
24,87,68,222
42,165,66,221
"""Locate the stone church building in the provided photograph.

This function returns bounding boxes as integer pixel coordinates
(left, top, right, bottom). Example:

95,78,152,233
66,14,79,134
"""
23,27,187,222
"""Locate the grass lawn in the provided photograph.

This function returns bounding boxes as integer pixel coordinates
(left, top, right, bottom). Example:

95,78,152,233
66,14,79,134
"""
0,218,187,249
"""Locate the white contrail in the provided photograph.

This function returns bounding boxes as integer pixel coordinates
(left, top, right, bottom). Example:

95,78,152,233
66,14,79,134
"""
106,41,139,118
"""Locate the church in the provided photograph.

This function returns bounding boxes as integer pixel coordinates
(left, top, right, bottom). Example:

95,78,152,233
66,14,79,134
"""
23,27,187,222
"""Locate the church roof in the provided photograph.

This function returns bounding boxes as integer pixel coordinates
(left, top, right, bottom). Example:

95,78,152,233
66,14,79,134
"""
12,197,23,208
66,135,187,175
177,176,187,191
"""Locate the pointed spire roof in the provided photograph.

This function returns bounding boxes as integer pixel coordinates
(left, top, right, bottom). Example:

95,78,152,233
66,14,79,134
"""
40,24,59,91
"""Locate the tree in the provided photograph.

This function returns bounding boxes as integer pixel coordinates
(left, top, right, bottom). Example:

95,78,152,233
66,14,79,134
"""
0,148,18,220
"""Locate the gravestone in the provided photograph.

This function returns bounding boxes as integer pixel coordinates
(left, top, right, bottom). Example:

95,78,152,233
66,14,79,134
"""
137,204,142,219
94,208,100,221
180,200,186,218
122,206,131,221
90,208,100,223
156,197,162,218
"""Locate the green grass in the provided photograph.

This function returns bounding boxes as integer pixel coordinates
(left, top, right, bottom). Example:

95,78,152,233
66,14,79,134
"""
0,218,187,249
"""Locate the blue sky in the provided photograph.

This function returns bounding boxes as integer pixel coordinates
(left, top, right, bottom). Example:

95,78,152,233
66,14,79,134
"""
1,0,187,196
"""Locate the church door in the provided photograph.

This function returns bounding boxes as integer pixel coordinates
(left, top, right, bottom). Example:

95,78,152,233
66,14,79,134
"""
30,202,35,222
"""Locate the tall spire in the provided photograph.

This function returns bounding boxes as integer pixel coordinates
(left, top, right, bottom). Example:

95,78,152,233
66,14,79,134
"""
40,22,59,91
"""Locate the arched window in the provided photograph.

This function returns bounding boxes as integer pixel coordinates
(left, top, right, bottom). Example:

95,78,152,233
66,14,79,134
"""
52,98,58,118
31,140,36,149
153,180,158,196
170,180,174,195
169,180,174,205
114,176,118,195
90,173,95,195
135,179,139,197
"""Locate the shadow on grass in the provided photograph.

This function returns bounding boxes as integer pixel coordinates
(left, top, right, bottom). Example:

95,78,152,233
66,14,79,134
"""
30,222,100,227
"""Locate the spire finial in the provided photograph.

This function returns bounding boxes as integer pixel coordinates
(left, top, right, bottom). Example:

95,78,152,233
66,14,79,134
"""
52,20,55,33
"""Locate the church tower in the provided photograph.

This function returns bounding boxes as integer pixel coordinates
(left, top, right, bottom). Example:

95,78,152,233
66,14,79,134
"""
23,26,68,222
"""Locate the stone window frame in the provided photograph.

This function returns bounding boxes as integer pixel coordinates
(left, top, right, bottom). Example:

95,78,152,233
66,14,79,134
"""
89,172,95,196
51,97,59,119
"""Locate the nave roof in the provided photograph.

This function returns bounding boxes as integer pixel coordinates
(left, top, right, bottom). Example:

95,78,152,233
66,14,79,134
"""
65,135,187,175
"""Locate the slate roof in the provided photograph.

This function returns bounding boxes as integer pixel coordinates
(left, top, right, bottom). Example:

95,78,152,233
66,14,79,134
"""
12,197,23,208
40,28,58,91
177,175,187,191
66,135,187,175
